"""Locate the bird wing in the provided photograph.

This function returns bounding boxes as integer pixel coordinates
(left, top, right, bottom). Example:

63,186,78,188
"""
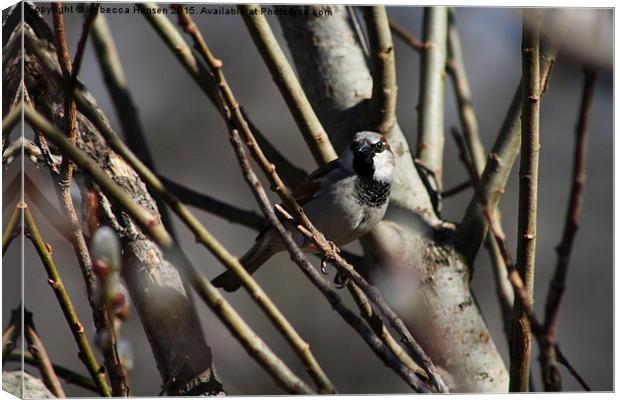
292,159,343,205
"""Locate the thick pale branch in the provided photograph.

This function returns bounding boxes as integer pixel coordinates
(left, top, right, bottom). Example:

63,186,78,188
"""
364,6,397,134
416,7,449,184
240,5,337,165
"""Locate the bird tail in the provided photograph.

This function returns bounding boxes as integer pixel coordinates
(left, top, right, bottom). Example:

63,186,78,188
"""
211,234,274,292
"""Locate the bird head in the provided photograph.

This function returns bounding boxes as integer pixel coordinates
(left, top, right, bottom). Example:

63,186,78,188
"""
346,131,395,182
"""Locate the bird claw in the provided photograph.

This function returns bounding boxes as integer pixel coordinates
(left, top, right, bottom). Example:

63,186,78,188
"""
320,259,329,275
334,271,349,289
327,240,340,255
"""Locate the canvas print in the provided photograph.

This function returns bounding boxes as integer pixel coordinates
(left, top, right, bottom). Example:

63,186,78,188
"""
1,2,613,396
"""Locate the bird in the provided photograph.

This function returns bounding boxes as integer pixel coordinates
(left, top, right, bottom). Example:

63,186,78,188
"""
212,131,395,292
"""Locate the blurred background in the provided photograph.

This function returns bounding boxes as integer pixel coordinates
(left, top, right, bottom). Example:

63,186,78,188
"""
3,4,613,395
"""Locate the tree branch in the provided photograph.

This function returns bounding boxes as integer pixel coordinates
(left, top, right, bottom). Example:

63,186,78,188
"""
23,205,112,397
240,5,337,165
510,10,542,391
446,9,486,174
364,6,397,134
541,68,598,391
416,7,449,185
2,204,21,256
24,313,67,398
389,18,428,51
2,102,21,139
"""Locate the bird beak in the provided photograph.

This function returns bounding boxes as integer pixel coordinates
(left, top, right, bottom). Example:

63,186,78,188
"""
355,141,373,157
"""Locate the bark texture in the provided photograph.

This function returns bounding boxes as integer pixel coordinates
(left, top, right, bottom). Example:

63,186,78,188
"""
2,4,222,395
277,5,508,392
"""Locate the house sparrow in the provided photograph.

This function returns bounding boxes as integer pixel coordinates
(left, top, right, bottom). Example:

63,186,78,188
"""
212,131,395,292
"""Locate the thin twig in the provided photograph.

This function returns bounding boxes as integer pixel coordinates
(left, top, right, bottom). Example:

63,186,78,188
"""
446,9,486,175
24,313,66,397
23,204,112,397
23,103,312,395
6,351,98,393
541,68,598,391
345,283,425,377
416,6,449,186
364,6,397,134
389,18,428,51
230,131,429,392
240,5,337,165
70,3,100,78
441,180,471,197
174,8,448,393
510,10,542,392
555,345,591,391
158,175,264,230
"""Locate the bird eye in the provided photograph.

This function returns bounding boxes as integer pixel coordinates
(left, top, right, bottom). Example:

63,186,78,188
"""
374,141,386,153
